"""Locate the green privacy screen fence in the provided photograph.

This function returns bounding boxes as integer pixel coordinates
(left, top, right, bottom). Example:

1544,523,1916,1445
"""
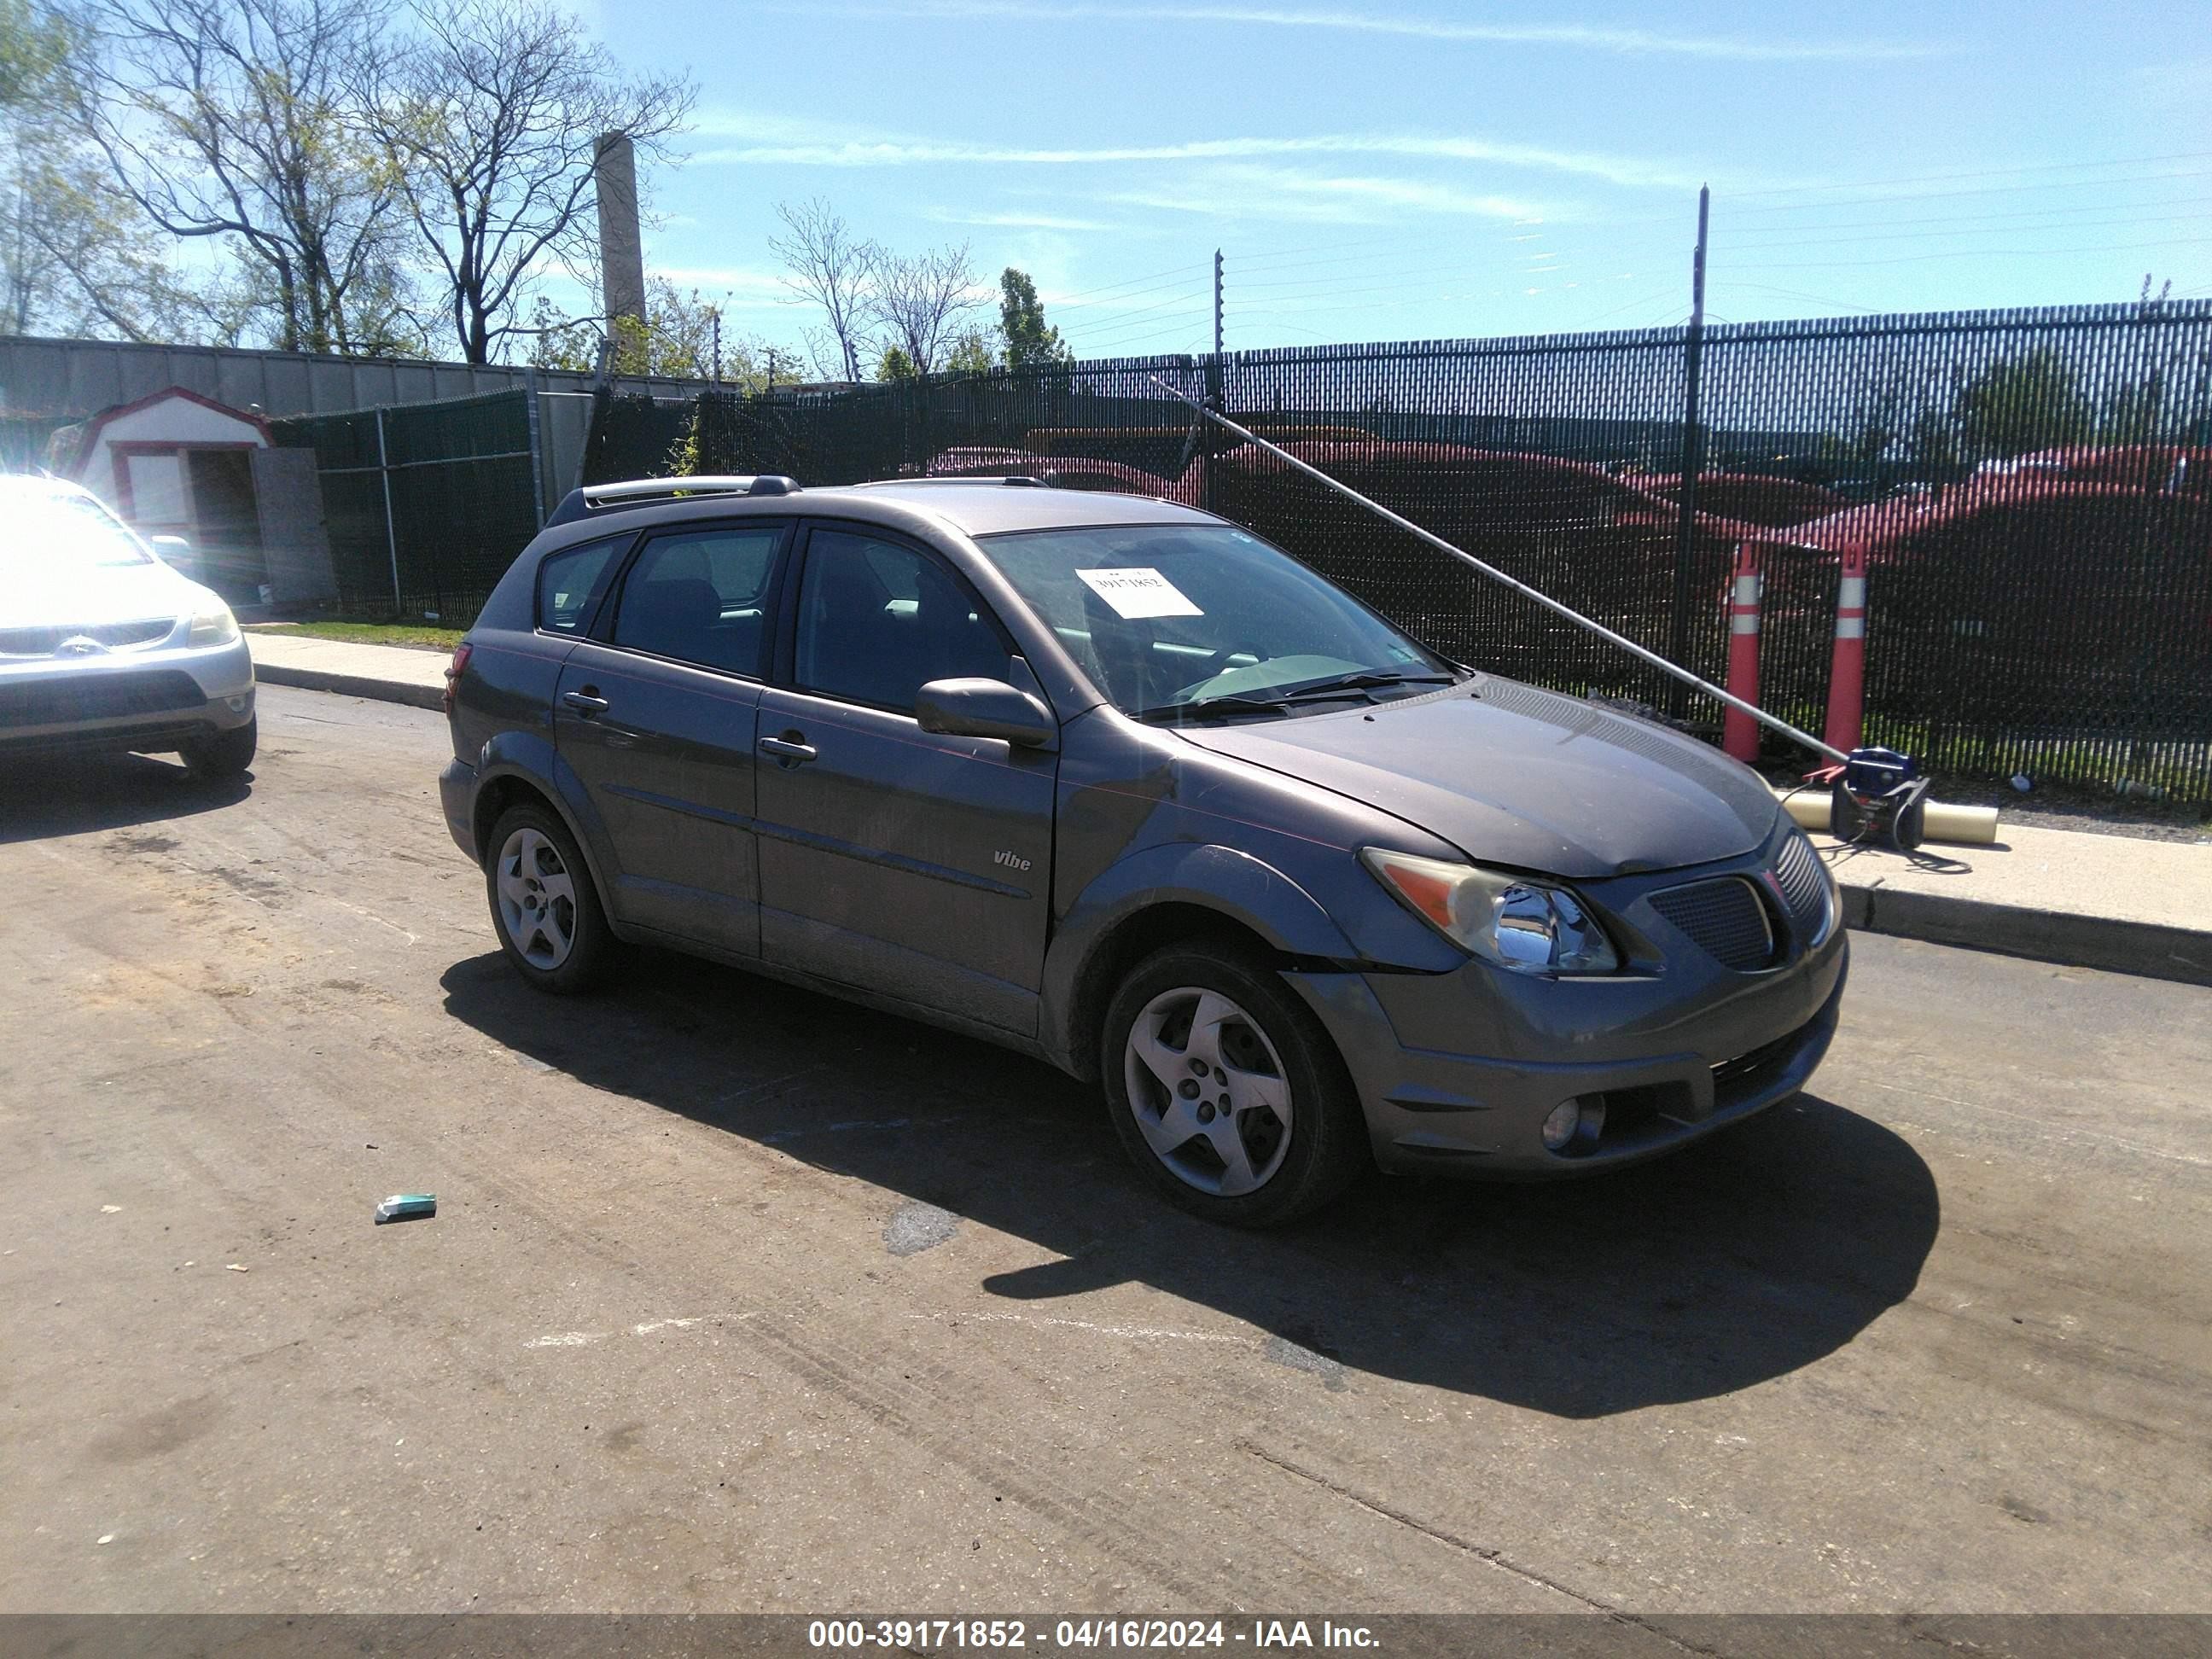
580,300,2212,802
273,390,544,623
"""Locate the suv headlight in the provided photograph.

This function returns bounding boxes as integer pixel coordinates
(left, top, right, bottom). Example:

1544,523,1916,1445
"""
188,604,239,647
1361,847,1620,975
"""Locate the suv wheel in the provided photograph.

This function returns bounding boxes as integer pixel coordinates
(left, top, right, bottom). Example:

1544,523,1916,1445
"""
1101,940,1366,1226
486,801,613,992
181,715,257,778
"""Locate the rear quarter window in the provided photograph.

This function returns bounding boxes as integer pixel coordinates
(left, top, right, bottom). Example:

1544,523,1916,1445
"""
535,537,626,633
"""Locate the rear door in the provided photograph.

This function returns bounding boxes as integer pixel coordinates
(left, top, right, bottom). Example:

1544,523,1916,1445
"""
754,522,1058,1035
552,520,789,958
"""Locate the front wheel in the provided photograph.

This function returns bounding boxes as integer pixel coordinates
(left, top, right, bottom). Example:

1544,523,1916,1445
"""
181,715,256,778
1100,940,1366,1227
486,802,614,993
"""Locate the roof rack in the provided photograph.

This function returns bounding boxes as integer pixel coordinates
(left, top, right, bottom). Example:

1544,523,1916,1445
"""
849,474,1052,489
544,474,800,527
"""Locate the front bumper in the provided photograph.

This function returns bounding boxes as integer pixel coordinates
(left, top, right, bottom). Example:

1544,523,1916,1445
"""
1288,834,1850,1178
0,637,255,758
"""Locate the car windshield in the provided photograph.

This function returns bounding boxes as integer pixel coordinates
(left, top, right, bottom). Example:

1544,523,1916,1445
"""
3,492,154,570
980,522,1455,721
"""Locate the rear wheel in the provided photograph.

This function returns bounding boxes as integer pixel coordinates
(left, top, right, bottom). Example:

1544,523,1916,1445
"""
181,715,256,778
486,802,613,992
1100,940,1366,1226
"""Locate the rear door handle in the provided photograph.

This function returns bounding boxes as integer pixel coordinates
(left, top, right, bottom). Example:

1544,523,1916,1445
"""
758,735,818,765
562,690,609,715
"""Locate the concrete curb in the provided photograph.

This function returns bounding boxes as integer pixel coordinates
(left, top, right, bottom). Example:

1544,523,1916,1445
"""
254,662,445,712
253,664,2212,990
1838,884,2212,988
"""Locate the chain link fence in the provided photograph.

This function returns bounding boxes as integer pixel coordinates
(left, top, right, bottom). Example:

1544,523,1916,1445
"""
577,300,2212,801
272,390,544,623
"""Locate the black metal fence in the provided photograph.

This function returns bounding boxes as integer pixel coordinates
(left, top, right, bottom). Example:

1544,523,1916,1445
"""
273,390,544,621
584,300,2212,801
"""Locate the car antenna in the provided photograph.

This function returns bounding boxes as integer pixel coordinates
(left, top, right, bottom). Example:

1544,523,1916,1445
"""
1144,371,1963,852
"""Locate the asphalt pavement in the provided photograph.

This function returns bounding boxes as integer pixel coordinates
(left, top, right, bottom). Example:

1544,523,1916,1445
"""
2,686,2209,1621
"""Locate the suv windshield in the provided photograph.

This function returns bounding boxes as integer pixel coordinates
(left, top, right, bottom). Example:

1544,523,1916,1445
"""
3,492,154,570
981,523,1454,721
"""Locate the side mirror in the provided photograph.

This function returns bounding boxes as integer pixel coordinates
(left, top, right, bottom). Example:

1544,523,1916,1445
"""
915,678,1057,748
148,535,200,579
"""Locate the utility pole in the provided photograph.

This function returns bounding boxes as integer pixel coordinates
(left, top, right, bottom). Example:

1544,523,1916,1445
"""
709,306,722,385
1664,184,1710,719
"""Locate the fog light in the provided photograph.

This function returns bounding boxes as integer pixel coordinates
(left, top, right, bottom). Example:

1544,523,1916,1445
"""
1541,1100,1580,1151
1542,1096,1608,1155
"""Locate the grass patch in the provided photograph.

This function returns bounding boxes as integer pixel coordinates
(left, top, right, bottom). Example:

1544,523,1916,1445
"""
247,620,466,653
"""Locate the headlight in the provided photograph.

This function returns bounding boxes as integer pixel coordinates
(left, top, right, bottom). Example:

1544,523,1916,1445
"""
1361,847,1620,975
188,605,239,647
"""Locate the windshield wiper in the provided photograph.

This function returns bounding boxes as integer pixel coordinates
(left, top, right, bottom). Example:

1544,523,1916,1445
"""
1134,693,1290,725
1274,669,1456,701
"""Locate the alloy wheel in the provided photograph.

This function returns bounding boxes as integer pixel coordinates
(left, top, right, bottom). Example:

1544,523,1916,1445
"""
495,826,578,970
1122,987,1295,1196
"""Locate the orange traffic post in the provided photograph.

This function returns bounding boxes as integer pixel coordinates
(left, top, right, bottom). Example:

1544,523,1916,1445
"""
1822,544,1870,754
1721,542,1763,762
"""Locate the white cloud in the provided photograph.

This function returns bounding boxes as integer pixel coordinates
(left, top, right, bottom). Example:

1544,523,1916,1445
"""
769,3,1946,62
1107,166,1545,224
649,267,796,311
690,117,1698,190
923,208,1126,231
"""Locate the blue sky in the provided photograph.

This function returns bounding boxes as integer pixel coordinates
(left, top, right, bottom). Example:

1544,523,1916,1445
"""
603,1,2212,368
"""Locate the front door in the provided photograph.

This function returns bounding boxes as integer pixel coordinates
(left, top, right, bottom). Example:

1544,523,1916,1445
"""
551,521,788,957
755,525,1057,1035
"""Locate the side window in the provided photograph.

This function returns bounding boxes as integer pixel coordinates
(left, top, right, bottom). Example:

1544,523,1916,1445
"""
610,527,783,677
535,537,625,633
794,530,1011,713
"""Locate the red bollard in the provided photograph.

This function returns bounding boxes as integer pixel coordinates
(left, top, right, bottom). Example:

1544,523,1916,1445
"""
1823,544,1870,754
1721,542,1763,762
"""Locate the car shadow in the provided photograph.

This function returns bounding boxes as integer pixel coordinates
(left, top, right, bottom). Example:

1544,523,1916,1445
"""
0,753,253,844
440,946,1940,1418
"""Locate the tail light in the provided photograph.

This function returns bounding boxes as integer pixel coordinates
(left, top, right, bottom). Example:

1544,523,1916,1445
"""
442,642,473,715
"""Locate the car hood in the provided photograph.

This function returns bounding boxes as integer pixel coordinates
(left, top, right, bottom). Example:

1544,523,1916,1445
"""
4,558,212,630
1175,675,1780,878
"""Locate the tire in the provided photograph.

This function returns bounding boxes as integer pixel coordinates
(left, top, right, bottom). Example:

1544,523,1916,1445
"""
181,715,257,778
486,801,614,993
1100,940,1367,1227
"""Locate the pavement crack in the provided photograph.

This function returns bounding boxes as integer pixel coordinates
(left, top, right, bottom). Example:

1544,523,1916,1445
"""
1235,1439,1728,1654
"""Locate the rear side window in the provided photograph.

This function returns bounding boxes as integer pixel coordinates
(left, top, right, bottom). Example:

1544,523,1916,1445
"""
611,527,784,678
536,537,624,633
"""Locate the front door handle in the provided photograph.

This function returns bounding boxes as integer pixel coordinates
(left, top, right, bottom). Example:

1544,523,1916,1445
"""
758,734,818,765
562,690,610,715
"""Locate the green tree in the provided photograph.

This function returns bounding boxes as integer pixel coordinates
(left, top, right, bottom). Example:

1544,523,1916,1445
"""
65,0,416,354
1953,347,2092,458
875,343,917,381
352,0,695,365
998,265,1069,370
1,0,201,338
943,325,997,376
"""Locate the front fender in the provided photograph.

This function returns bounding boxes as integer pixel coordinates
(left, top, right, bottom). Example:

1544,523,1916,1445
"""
1039,841,1359,1074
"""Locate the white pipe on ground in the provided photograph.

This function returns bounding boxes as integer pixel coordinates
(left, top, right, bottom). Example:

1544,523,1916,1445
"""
1775,788,2000,847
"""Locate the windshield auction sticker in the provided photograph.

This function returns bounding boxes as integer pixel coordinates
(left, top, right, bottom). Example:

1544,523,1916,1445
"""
1076,567,1203,620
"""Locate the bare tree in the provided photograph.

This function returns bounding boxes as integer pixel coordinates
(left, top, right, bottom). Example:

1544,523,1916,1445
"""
768,197,873,383
62,0,412,352
356,0,693,364
868,240,984,378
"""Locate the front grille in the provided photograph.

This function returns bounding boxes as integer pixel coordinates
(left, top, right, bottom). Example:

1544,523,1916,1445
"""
0,670,204,727
1649,876,1776,970
0,618,176,656
1772,830,1831,938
